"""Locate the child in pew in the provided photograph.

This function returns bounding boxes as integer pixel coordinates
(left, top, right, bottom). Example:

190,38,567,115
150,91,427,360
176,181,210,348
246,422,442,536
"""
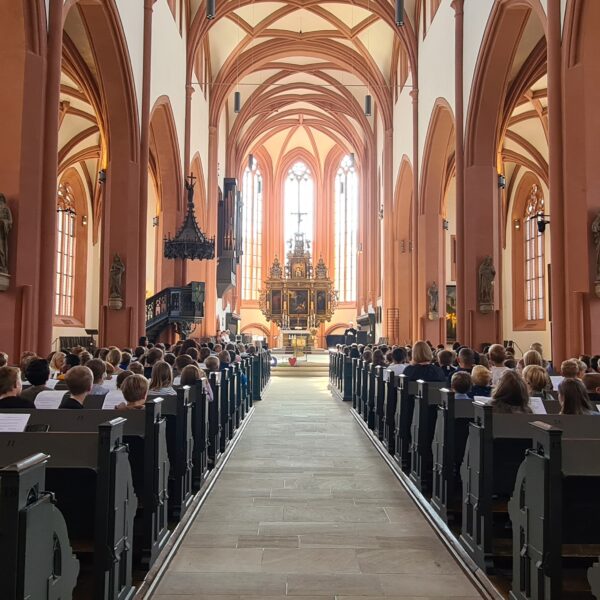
128,361,144,375
437,349,456,381
450,370,472,400
488,344,509,386
522,364,554,401
116,374,149,411
583,373,600,404
116,370,133,389
558,378,596,415
204,355,220,373
0,366,34,408
60,366,93,409
489,370,532,414
149,360,176,395
87,358,110,395
21,358,51,402
179,364,201,386
469,365,493,399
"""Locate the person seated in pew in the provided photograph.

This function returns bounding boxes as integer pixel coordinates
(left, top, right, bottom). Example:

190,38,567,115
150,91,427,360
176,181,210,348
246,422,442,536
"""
117,374,149,411
174,353,194,376
576,359,588,380
561,359,581,380
517,349,543,374
48,351,65,379
149,360,176,395
180,364,201,386
163,353,176,368
204,355,220,373
0,352,8,367
451,371,472,400
57,353,80,380
59,366,93,409
128,361,144,375
21,358,51,402
583,373,600,404
456,347,475,375
185,347,200,362
522,365,553,400
558,378,596,415
143,347,164,379
119,351,132,371
0,366,34,408
489,370,532,414
198,347,211,368
372,349,386,368
87,358,110,395
591,355,600,374
218,350,231,371
504,357,517,369
402,341,447,382
488,344,509,386
384,347,408,382
132,346,145,363
116,370,133,389
438,349,457,381
469,365,493,398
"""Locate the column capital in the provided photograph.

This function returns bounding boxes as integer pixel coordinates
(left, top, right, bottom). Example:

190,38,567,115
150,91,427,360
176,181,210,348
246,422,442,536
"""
410,88,419,102
451,0,464,15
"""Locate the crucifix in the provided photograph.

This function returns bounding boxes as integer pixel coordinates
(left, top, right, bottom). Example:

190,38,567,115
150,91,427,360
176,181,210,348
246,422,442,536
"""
290,209,308,234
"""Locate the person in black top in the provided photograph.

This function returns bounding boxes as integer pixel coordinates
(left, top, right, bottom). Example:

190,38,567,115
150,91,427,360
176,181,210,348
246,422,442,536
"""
455,347,475,374
60,366,93,409
402,341,447,382
21,358,51,402
344,323,358,345
437,349,457,382
0,365,35,408
584,373,600,405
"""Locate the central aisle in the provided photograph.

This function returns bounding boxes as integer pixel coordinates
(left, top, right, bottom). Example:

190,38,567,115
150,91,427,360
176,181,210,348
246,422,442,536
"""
153,376,481,599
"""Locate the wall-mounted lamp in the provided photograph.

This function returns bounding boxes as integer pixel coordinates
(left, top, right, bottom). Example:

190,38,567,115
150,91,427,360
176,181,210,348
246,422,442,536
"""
535,212,551,234
234,91,241,113
98,169,107,184
152,216,159,227
498,174,506,189
364,94,372,117
395,0,405,26
357,242,363,254
82,215,88,226
513,219,521,230
378,205,384,220
206,0,216,20
442,219,449,231
349,152,355,167
248,153,254,171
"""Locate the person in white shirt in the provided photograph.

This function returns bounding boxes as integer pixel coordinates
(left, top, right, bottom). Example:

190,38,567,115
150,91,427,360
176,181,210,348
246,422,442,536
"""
383,347,408,382
488,344,509,386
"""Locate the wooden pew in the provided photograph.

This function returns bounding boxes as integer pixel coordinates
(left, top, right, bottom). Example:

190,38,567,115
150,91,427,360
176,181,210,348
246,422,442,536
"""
374,366,386,440
341,355,353,402
0,453,80,600
459,402,597,572
360,360,369,422
431,390,473,525
149,388,194,521
219,368,232,450
382,370,398,454
0,401,170,568
0,418,137,600
409,380,445,495
352,357,362,411
509,420,600,600
207,371,222,467
187,377,210,489
251,354,262,403
365,363,377,430
394,376,419,472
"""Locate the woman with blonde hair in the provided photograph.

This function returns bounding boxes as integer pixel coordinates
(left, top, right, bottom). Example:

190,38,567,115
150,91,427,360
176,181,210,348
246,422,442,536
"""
106,348,123,374
49,351,66,378
402,340,446,382
149,360,176,395
469,365,492,398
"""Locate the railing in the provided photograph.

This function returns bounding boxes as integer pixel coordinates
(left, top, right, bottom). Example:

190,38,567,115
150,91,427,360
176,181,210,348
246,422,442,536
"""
146,284,205,334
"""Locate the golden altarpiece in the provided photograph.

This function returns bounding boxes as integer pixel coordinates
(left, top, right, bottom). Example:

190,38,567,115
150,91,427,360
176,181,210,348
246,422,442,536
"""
259,232,337,350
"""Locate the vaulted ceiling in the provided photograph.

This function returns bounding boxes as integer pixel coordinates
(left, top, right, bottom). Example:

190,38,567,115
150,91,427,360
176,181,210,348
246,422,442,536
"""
188,0,418,173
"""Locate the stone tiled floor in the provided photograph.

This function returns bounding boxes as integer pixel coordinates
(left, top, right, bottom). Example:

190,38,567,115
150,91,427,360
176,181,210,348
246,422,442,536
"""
153,377,481,599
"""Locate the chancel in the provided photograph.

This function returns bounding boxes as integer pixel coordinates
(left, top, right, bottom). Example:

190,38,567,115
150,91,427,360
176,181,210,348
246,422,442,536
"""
1,1,600,599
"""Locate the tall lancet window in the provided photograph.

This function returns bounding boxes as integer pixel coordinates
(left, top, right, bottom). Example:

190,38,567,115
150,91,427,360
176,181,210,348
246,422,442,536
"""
241,157,263,300
335,155,358,302
524,185,545,321
55,183,77,316
284,161,314,245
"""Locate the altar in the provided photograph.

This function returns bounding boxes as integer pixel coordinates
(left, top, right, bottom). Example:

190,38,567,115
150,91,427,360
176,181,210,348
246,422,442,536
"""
259,231,337,348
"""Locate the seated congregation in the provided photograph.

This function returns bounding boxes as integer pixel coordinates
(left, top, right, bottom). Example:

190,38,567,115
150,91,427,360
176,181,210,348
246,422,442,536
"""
0,340,270,599
330,341,600,599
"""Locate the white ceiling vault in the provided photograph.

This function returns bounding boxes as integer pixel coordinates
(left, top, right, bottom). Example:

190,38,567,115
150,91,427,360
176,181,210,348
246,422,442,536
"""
188,0,418,173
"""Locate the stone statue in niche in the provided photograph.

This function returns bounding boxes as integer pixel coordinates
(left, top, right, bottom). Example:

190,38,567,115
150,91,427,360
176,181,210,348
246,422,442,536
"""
0,194,13,291
478,256,496,314
315,256,328,279
270,256,283,279
593,211,600,298
428,281,439,320
108,254,125,310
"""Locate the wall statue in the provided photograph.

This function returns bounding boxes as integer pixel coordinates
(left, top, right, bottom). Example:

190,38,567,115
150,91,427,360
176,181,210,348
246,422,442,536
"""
478,256,496,314
427,281,439,320
108,254,125,310
0,194,13,291
593,211,600,298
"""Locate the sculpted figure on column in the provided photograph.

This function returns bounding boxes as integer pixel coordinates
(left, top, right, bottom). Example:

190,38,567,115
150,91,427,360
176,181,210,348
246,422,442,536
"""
428,281,439,319
109,254,125,309
593,212,600,297
478,256,496,313
0,194,13,275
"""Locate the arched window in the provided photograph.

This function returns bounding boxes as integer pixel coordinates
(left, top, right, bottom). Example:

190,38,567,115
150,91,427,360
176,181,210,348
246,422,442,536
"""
335,155,358,302
55,183,77,317
284,161,314,245
241,157,263,301
524,185,545,321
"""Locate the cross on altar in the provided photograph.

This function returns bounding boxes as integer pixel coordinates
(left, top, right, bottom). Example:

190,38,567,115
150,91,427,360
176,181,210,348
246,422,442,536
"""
290,209,308,233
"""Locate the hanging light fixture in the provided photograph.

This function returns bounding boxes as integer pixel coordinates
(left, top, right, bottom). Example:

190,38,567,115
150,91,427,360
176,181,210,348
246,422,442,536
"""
234,91,241,113
349,153,355,167
206,0,216,20
364,94,372,117
395,0,404,26
248,153,254,170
